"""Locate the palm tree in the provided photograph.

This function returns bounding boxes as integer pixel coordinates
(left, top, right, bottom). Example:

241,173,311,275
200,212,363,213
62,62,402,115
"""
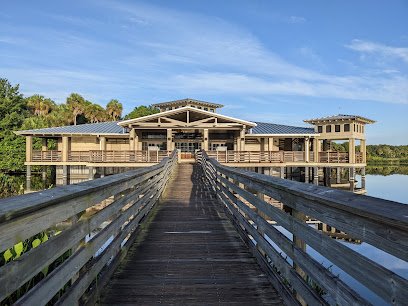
66,93,86,125
106,99,123,121
26,95,56,116
85,104,108,123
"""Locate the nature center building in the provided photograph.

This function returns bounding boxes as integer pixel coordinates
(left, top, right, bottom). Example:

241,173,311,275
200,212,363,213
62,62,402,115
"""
16,98,374,191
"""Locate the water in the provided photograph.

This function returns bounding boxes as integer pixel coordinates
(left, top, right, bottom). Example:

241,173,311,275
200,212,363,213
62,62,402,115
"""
0,166,407,305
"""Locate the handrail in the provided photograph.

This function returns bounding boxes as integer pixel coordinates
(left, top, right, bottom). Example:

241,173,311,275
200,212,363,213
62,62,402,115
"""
197,150,408,306
0,150,178,305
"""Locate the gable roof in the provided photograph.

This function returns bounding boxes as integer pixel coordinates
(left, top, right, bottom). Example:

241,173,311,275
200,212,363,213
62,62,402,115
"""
249,122,317,135
118,106,256,127
15,121,126,136
304,114,375,124
152,98,223,109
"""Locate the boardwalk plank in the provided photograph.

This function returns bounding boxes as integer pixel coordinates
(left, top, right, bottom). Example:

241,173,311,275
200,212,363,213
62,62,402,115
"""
98,163,283,305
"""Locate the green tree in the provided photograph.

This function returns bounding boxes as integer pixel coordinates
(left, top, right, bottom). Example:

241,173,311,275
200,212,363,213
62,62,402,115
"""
85,103,108,123
124,105,159,119
0,78,28,171
66,93,86,125
106,99,123,121
26,95,55,116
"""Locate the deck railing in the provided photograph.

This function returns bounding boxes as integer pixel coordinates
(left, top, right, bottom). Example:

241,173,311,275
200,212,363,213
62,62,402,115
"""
318,151,349,163
32,150,172,163
32,150,62,162
0,151,177,305
198,150,408,306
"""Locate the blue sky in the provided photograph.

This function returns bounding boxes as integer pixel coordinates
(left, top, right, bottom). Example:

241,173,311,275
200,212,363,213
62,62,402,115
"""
1,0,407,144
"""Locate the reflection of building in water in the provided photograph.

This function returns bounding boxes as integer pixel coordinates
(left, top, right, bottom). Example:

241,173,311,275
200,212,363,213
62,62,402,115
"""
317,222,362,244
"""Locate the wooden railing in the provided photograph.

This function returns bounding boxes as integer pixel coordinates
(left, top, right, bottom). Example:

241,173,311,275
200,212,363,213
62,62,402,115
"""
356,152,363,163
0,151,177,305
32,150,172,163
319,151,349,163
198,150,408,305
32,150,62,162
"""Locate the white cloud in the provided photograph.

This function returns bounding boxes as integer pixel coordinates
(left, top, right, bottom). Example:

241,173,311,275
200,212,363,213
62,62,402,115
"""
288,15,306,24
346,39,408,63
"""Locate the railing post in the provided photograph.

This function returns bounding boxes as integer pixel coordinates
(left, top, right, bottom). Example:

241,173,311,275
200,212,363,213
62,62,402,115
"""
292,209,307,306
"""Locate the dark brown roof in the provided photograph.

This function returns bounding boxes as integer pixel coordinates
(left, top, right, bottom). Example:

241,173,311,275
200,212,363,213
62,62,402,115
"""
304,114,375,124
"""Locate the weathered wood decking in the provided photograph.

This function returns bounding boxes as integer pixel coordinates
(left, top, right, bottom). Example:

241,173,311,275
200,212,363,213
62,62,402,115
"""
99,163,283,305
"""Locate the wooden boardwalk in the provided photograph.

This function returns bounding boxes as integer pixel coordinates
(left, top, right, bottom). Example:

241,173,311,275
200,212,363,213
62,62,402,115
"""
99,163,283,305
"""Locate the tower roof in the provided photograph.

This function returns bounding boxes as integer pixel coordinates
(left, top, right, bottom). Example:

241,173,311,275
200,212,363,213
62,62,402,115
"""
304,114,375,124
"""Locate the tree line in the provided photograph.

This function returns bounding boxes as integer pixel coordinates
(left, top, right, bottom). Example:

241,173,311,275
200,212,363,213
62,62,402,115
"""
331,142,408,162
0,78,159,172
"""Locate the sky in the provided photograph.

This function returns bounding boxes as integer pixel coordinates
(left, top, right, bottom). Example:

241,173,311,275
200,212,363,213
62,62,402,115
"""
1,0,407,144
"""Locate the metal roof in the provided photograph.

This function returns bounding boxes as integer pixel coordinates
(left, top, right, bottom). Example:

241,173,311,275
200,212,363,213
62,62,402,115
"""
251,122,317,135
16,121,126,136
152,98,224,108
304,114,375,124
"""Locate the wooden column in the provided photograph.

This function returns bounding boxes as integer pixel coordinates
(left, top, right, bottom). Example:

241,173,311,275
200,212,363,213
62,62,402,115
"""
203,129,209,151
268,137,274,151
336,167,341,184
304,166,309,183
62,165,68,185
349,167,355,191
41,138,48,151
361,167,366,189
304,137,310,162
26,165,31,191
240,128,245,151
361,139,366,163
62,136,69,162
129,128,136,150
100,136,107,150
280,166,285,179
313,166,319,185
348,138,355,164
88,166,94,180
26,136,33,162
167,128,173,151
313,138,320,163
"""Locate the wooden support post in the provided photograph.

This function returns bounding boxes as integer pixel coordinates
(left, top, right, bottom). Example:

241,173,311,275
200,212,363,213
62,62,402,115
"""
256,167,264,201
240,128,245,151
88,166,94,180
26,165,31,192
129,128,136,150
41,138,48,151
313,166,319,185
292,209,307,306
203,129,209,151
313,138,320,163
349,167,355,191
62,136,69,162
361,139,367,163
42,166,47,183
361,167,366,190
304,167,309,183
167,128,173,151
280,166,285,179
304,137,310,162
268,137,274,151
62,165,69,185
26,136,33,162
348,138,355,164
100,167,105,178
336,167,341,184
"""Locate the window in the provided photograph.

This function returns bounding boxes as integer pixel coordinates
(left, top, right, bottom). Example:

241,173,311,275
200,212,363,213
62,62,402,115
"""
204,107,208,111
318,126,323,133
344,124,350,132
326,125,332,133
335,125,340,132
